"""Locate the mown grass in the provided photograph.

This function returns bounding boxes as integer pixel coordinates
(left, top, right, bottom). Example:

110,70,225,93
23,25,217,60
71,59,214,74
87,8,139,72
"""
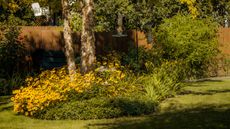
0,77,230,129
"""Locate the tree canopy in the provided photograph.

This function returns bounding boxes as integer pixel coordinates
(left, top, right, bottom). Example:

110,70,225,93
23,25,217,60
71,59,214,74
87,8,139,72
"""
1,0,230,28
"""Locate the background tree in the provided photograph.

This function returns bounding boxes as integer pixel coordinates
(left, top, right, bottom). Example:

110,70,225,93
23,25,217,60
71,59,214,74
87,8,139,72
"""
196,0,230,25
0,0,34,24
92,0,183,31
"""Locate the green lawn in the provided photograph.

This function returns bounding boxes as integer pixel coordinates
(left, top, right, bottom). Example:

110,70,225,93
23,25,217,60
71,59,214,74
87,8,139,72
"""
1,77,230,129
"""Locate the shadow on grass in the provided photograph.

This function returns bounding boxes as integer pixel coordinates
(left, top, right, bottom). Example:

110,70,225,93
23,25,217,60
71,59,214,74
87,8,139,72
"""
195,79,223,83
185,79,223,83
180,89,230,95
87,104,230,129
0,96,11,104
0,96,12,112
0,104,12,112
185,79,224,88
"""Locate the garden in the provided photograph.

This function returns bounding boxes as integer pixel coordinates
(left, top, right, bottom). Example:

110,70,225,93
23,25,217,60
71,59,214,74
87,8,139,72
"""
0,0,230,129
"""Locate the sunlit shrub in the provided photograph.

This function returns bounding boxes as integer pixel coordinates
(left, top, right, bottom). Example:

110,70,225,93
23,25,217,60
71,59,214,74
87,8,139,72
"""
155,14,219,78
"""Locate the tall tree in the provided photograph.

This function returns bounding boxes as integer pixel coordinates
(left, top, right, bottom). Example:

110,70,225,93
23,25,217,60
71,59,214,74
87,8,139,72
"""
80,0,96,74
62,0,76,76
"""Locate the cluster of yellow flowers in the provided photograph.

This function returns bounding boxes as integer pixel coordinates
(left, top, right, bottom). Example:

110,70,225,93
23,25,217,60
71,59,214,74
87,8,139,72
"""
179,0,199,18
94,52,136,97
11,54,132,116
94,67,127,97
95,52,125,84
11,67,96,116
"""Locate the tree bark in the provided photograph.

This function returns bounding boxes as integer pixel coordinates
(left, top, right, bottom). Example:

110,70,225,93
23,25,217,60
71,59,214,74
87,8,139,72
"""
62,0,76,76
80,0,96,74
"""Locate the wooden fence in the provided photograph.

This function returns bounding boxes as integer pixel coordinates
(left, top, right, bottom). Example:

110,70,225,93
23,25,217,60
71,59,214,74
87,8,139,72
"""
215,28,230,76
20,26,230,76
218,28,230,57
21,26,151,54
20,26,151,69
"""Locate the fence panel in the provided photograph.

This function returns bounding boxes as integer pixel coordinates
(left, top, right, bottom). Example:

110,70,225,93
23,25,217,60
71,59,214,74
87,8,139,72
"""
20,26,230,76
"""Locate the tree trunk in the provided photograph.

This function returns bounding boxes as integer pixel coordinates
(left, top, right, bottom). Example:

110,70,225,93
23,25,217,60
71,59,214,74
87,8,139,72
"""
62,0,76,76
80,0,96,74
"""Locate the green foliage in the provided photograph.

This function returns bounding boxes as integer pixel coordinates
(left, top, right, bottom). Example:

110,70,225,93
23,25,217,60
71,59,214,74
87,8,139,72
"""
5,14,28,26
11,51,185,120
155,14,219,78
0,74,25,96
0,0,35,25
142,61,183,102
71,0,183,32
0,21,27,96
0,22,26,78
34,56,184,120
130,0,183,29
94,0,134,31
0,0,62,25
71,13,82,32
36,96,155,120
0,20,31,95
196,0,230,25
1,0,229,28
122,47,161,73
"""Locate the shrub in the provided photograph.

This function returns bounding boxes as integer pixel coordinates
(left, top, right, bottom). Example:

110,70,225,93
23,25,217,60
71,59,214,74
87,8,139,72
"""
0,79,7,95
36,96,156,120
0,74,25,96
122,47,161,73
0,22,26,78
142,61,184,102
155,14,219,78
0,22,27,95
